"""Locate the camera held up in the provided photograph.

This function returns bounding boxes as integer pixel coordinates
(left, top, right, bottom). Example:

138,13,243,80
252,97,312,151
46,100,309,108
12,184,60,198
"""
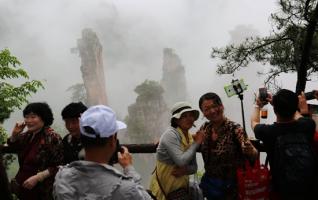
258,88,269,119
259,88,268,103
109,139,124,165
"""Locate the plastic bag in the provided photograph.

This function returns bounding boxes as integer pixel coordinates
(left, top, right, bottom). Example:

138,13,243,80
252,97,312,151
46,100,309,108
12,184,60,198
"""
189,174,204,200
237,159,270,200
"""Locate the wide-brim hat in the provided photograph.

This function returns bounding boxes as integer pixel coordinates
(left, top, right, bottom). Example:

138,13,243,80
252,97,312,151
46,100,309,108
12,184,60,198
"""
171,101,199,121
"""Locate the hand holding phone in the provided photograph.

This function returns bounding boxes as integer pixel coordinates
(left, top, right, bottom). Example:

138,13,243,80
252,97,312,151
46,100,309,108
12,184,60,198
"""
259,88,268,103
109,139,123,165
118,146,132,168
12,121,26,136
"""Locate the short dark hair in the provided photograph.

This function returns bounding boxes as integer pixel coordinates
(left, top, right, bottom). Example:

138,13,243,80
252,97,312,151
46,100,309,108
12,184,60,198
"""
199,92,223,111
61,102,87,119
170,118,178,128
272,89,298,119
23,102,54,126
80,134,110,148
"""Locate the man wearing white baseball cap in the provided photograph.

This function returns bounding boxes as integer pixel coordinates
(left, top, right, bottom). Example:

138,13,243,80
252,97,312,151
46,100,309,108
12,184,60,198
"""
53,105,153,200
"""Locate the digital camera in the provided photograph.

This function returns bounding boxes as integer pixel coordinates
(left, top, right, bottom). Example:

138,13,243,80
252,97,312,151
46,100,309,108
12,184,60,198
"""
109,139,124,165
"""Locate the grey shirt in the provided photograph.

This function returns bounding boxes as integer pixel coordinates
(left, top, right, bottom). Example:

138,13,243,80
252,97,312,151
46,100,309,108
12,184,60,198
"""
53,160,153,200
156,127,199,174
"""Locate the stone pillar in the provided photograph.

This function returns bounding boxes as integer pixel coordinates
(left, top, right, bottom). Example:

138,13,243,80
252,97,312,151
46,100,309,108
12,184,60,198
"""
161,48,187,107
77,28,108,106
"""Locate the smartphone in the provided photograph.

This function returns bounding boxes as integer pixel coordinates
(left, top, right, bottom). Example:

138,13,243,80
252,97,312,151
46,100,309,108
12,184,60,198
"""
224,79,248,97
259,88,268,102
305,91,316,100
224,84,236,97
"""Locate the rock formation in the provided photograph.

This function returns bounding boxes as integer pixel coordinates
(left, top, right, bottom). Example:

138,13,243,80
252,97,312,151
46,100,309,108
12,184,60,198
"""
125,80,169,143
76,28,108,106
161,48,188,107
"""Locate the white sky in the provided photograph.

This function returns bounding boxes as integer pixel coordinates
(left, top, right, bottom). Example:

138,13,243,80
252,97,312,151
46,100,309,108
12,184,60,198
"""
1,0,306,136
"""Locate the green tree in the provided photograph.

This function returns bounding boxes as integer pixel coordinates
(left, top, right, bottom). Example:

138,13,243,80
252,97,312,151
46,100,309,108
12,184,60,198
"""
211,0,318,94
0,49,44,122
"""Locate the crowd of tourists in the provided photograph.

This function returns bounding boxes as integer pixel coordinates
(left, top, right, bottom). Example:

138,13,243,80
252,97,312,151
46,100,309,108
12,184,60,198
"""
1,89,318,200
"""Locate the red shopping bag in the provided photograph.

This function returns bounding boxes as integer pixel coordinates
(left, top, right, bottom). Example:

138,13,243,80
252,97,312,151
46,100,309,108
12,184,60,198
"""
237,159,271,200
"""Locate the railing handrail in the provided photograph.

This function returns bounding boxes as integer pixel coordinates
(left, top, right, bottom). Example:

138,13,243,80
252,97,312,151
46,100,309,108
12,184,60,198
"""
0,139,265,154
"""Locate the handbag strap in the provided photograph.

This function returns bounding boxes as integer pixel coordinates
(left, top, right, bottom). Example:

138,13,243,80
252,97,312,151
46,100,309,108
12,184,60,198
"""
155,167,168,198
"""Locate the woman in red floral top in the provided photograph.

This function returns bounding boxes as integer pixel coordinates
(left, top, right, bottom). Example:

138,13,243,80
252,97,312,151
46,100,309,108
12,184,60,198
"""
198,93,258,200
7,102,63,200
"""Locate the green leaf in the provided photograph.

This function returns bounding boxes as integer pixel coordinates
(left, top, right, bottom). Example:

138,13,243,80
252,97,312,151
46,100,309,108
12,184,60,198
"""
0,48,44,122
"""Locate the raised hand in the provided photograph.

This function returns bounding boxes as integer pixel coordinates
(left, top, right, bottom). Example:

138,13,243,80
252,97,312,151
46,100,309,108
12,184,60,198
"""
12,121,26,136
298,92,309,114
118,146,132,168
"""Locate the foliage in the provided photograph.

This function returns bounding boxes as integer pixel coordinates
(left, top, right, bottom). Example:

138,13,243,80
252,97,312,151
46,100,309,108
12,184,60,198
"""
66,83,87,104
134,80,164,101
0,126,7,145
211,0,318,92
0,49,44,122
0,126,15,169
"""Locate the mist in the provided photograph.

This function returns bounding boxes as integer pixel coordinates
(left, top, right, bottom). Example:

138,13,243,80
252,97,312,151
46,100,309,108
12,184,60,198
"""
0,0,283,136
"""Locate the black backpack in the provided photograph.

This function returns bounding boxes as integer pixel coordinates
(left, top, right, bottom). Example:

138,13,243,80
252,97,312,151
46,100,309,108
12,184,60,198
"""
274,131,317,196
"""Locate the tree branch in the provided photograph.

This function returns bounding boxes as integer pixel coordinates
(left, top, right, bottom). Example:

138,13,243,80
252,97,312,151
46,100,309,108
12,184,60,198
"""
296,0,318,94
304,0,311,22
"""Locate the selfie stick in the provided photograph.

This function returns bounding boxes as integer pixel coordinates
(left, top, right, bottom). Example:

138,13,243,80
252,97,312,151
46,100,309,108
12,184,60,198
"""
238,93,246,133
232,80,247,135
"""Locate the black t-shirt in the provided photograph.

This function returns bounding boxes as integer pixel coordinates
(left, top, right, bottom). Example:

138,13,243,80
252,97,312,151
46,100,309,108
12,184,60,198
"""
254,117,316,191
62,134,83,164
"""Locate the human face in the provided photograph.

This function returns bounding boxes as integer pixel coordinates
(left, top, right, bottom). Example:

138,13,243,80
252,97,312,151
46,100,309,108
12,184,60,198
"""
201,99,224,123
176,111,196,132
24,113,45,133
64,118,81,138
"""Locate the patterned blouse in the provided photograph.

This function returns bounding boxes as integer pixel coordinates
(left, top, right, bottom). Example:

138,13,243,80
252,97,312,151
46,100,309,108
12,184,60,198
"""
7,127,63,200
200,118,257,180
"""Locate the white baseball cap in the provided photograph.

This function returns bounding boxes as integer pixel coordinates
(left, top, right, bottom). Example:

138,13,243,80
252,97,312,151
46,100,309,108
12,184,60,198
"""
80,105,127,138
